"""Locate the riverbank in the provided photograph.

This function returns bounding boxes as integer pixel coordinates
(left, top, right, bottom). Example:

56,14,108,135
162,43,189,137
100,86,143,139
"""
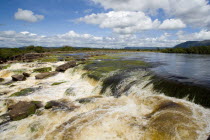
0,53,209,139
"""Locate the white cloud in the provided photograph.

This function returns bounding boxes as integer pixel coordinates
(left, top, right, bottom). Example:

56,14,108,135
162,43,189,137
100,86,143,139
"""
177,30,210,40
78,11,188,34
78,11,161,34
14,8,44,22
91,0,210,28
0,30,184,48
159,19,186,29
84,9,93,13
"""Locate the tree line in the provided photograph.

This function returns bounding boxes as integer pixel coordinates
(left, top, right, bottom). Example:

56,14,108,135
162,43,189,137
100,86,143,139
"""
161,46,210,54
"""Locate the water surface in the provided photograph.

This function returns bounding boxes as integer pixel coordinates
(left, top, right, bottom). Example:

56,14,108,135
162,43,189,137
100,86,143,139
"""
122,52,210,87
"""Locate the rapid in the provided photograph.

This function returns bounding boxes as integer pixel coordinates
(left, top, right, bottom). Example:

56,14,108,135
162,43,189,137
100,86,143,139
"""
0,60,209,140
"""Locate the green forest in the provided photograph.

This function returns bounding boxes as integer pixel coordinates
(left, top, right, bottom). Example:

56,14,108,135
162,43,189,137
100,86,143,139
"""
161,46,210,54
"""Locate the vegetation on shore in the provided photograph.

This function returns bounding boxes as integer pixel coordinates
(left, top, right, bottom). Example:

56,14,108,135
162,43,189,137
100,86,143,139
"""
161,46,210,54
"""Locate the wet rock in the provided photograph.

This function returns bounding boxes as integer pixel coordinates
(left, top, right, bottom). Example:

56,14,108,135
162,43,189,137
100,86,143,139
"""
45,100,77,110
11,74,26,81
65,88,76,96
0,91,9,96
56,61,76,72
0,114,10,125
32,101,43,108
8,101,38,121
23,72,30,77
33,67,52,73
76,96,103,104
35,72,58,79
0,78,4,82
45,101,69,110
10,88,37,97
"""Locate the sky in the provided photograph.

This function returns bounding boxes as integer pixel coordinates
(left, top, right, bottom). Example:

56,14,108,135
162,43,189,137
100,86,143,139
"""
0,0,210,48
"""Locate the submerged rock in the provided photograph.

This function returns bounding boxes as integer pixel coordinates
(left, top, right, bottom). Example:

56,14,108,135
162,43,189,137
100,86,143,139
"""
10,88,37,97
65,88,76,96
35,72,58,79
11,74,26,81
8,101,38,121
0,78,4,82
33,67,52,73
76,96,103,104
45,100,78,110
22,72,30,77
56,61,76,72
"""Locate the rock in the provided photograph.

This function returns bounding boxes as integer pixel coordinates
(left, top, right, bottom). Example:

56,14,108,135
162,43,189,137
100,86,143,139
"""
35,72,58,79
76,96,103,104
32,101,43,108
65,88,76,96
8,101,38,121
0,114,10,125
11,74,26,81
45,100,77,110
10,88,37,97
0,78,4,82
33,67,52,73
23,72,30,77
56,61,76,72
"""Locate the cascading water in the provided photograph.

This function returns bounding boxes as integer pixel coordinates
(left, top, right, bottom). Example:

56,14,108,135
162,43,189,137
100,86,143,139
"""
0,61,209,140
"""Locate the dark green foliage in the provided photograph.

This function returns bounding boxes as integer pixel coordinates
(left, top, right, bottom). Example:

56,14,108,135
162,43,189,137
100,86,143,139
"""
25,45,46,53
59,46,76,51
33,67,52,73
162,46,210,54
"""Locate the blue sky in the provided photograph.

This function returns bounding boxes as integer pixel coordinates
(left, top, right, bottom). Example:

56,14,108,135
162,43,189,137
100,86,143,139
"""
0,0,210,48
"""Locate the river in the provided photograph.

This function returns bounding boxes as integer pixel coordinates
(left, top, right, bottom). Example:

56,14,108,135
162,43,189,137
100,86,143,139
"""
121,52,210,87
0,52,209,140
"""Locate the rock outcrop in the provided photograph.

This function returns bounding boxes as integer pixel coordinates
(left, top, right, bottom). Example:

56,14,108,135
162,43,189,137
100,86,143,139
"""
56,61,76,72
11,74,26,81
8,101,38,121
0,78,4,82
45,100,78,110
35,72,58,79
23,72,30,77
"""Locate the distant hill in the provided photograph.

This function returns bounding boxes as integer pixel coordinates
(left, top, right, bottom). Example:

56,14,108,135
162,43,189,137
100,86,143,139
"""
174,40,210,48
124,47,168,50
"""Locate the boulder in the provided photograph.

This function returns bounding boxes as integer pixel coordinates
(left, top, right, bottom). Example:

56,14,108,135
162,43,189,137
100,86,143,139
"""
0,78,4,82
23,72,30,77
35,72,58,79
8,101,38,121
76,96,103,104
33,67,52,73
10,88,37,97
11,74,26,81
56,61,76,72
45,100,78,110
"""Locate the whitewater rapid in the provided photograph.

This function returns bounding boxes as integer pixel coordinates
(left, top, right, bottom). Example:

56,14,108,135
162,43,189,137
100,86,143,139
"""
0,62,210,140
